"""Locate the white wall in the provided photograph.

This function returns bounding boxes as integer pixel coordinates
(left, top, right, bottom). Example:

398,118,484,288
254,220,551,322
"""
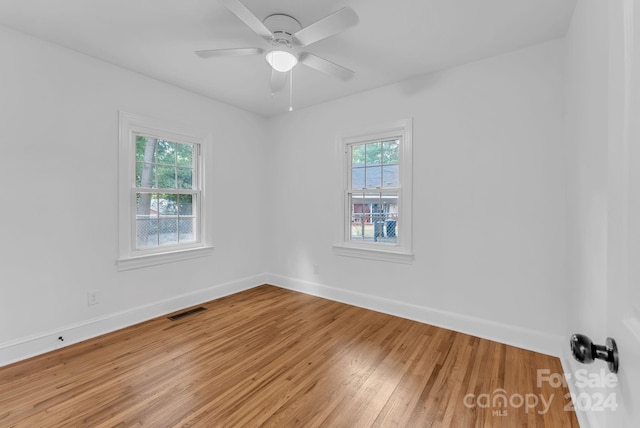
266,40,568,356
1,23,571,365
0,26,270,365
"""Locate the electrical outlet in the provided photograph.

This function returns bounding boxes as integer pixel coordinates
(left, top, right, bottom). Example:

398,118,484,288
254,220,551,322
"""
87,290,99,306
313,264,320,274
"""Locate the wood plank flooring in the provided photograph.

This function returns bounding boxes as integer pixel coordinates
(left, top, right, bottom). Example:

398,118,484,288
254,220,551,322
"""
0,285,579,427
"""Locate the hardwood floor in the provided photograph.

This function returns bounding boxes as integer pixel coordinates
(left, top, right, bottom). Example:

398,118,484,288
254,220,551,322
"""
0,285,578,427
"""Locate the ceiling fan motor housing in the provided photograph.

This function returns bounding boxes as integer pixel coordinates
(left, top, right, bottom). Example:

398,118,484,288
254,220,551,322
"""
263,14,302,47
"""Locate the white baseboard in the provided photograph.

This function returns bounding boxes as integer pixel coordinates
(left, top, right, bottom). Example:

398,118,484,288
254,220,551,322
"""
1,273,564,368
265,273,564,357
0,273,266,368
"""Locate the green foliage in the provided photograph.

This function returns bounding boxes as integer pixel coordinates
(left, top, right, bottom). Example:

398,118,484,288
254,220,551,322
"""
351,139,399,167
177,144,192,167
351,144,365,166
135,136,194,189
177,167,192,189
382,140,399,164
136,136,153,163
156,140,176,165
366,142,382,165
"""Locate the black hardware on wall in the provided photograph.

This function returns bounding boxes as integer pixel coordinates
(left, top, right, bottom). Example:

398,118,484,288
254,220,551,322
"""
570,334,619,373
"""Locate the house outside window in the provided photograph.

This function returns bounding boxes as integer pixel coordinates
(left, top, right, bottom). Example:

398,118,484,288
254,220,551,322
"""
117,112,213,270
334,118,413,263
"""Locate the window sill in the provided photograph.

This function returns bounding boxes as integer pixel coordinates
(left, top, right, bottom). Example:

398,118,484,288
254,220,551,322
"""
116,246,214,271
332,243,413,264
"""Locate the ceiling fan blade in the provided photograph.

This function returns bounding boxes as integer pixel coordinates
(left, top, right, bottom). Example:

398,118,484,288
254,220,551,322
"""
221,0,274,41
299,52,354,81
293,7,358,47
270,69,288,93
195,47,264,58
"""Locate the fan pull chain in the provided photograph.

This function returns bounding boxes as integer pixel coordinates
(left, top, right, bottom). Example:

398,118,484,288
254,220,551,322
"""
289,69,293,112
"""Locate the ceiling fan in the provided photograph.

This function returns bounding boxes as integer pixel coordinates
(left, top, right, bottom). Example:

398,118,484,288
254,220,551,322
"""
196,0,358,94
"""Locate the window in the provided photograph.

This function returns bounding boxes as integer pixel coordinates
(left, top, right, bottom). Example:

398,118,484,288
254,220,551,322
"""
334,118,413,263
117,112,213,270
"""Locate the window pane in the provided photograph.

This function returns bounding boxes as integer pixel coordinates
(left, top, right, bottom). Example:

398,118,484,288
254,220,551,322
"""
382,165,399,188
351,167,365,189
159,219,178,245
157,194,178,216
177,167,193,189
157,166,176,189
136,193,158,217
383,140,399,164
365,166,382,189
351,144,365,167
177,144,193,167
156,140,176,165
178,194,193,216
350,192,365,240
369,193,384,241
381,192,399,242
136,219,158,248
365,142,382,165
179,218,195,242
136,136,156,163
136,163,156,188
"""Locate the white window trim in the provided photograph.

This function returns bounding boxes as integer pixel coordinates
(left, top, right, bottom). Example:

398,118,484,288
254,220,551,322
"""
333,118,414,264
117,111,213,270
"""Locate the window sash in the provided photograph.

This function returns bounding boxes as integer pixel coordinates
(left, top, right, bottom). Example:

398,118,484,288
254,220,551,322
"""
132,190,201,250
347,190,400,244
129,135,202,254
133,133,198,189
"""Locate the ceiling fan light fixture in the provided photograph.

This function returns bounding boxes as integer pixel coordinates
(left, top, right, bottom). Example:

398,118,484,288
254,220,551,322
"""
266,50,298,72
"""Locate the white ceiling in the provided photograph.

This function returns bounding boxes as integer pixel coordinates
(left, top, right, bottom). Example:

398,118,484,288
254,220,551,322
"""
0,0,576,117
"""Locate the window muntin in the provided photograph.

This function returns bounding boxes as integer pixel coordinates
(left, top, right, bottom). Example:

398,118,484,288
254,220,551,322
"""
133,135,199,250
347,139,400,244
